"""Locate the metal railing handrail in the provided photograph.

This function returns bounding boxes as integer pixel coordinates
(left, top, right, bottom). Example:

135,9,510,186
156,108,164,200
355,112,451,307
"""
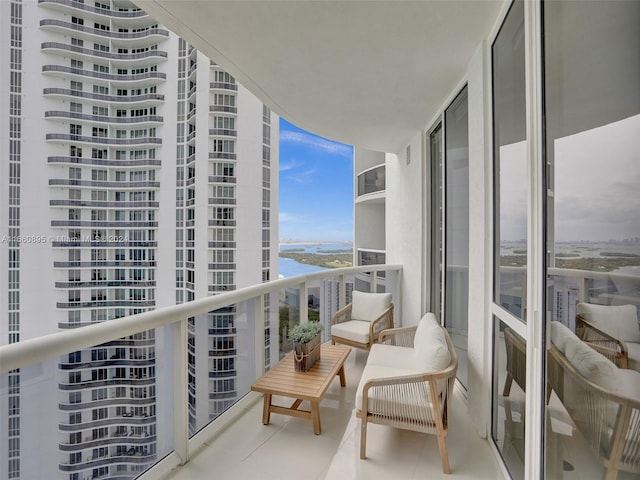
0,264,401,373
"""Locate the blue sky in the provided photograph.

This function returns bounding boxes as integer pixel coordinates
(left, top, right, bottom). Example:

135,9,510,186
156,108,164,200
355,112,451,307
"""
279,118,354,243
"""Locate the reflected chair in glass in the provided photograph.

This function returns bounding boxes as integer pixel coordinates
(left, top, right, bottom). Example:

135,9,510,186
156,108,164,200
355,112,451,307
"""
548,330,640,480
576,302,640,371
330,291,394,350
502,327,526,396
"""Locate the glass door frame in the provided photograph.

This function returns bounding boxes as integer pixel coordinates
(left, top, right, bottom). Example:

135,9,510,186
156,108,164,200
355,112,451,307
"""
489,1,545,479
425,120,444,319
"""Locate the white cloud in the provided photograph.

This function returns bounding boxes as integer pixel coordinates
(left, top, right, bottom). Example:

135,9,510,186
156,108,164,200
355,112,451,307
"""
279,160,304,172
279,212,306,223
280,130,352,158
284,168,317,184
554,114,640,241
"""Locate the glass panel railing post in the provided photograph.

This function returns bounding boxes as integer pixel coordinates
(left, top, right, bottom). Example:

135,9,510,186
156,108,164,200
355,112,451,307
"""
172,319,189,464
578,276,588,303
371,270,378,292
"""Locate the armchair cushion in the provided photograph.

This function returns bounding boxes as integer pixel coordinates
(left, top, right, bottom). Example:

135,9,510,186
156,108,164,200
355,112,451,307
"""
366,343,415,370
350,291,392,322
331,320,371,345
413,313,451,372
565,335,616,391
577,303,640,343
550,321,575,354
626,342,640,371
615,368,640,400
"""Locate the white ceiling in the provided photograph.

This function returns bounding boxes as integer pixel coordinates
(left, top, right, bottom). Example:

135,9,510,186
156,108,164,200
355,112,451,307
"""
135,1,504,152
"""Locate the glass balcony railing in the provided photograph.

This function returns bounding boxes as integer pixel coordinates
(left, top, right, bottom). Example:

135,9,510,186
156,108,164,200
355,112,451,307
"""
0,265,401,480
356,164,385,197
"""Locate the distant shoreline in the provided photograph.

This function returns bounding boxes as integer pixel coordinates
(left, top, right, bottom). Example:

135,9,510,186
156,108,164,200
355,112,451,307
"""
279,241,353,268
280,240,352,246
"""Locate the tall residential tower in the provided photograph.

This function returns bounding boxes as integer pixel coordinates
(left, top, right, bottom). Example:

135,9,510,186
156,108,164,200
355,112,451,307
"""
0,1,278,478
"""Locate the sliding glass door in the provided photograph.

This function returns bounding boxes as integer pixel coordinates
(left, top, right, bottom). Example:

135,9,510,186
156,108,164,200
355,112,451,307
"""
543,2,640,478
429,123,443,319
444,87,470,387
490,1,527,478
490,1,640,479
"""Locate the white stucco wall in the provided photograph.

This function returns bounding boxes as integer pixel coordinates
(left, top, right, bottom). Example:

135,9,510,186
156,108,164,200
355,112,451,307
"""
385,135,425,327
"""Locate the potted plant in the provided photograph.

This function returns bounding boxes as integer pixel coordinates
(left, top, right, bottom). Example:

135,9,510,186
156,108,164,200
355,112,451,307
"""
289,321,322,372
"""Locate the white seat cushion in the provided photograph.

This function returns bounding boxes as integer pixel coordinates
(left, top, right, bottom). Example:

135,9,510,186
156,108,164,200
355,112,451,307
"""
350,291,392,322
565,336,616,391
603,367,640,429
626,342,640,372
612,367,640,400
577,303,640,343
331,320,371,345
413,313,451,372
366,343,415,370
550,321,576,354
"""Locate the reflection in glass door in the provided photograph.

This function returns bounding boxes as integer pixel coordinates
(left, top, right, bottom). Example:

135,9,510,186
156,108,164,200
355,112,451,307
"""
543,2,640,478
444,87,470,387
430,123,443,318
490,1,527,479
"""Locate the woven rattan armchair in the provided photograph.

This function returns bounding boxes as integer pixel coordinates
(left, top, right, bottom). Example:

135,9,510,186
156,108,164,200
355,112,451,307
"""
330,291,393,350
576,314,629,368
548,342,640,480
355,314,458,473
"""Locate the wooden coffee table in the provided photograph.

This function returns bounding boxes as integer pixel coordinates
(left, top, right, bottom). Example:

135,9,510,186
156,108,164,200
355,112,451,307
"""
251,344,351,434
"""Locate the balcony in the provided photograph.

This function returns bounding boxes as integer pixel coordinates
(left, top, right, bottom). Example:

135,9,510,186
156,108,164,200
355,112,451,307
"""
0,265,499,479
356,164,385,200
38,0,149,20
160,350,500,480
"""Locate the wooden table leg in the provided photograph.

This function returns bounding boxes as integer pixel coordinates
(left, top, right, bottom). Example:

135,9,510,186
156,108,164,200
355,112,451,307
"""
262,393,272,425
338,365,346,387
311,401,321,435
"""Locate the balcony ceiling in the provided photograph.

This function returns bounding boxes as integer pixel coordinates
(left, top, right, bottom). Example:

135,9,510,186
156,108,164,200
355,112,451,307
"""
135,1,503,152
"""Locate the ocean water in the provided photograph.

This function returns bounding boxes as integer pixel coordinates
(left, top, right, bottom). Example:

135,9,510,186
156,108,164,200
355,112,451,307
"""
278,257,327,278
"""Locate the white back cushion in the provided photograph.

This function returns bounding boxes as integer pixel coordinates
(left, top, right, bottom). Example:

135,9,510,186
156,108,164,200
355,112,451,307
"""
350,291,392,322
565,337,616,391
413,313,451,372
550,321,576,354
577,303,640,342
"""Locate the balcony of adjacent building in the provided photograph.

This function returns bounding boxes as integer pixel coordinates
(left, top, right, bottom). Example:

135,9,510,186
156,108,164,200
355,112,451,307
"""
38,0,150,23
38,17,169,45
355,164,385,204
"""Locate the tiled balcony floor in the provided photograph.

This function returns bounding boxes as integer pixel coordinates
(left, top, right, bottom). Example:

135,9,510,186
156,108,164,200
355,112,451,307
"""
164,348,503,480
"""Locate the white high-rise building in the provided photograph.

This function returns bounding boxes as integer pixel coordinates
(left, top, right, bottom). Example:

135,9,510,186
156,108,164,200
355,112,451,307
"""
0,1,278,478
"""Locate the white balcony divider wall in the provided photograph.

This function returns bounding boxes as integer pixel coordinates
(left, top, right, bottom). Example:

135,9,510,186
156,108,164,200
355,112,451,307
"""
0,265,401,479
